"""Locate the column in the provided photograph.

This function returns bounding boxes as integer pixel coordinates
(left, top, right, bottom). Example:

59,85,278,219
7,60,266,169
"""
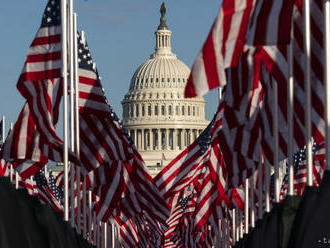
173,129,177,150
165,129,169,150
141,129,145,151
150,129,153,150
180,129,184,149
157,129,161,150
189,129,193,145
136,129,140,149
134,129,137,148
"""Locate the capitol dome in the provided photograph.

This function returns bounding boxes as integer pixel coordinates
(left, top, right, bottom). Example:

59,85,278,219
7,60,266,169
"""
122,3,208,175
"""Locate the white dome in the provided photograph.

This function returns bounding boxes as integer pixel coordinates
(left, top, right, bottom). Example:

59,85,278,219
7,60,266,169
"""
129,56,190,92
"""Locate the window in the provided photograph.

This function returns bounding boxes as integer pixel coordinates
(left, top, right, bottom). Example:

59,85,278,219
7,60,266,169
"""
182,106,185,116
130,105,133,117
142,104,145,116
162,105,165,115
168,105,172,115
178,78,180,82
151,78,153,82
155,105,159,116
176,105,179,115
136,104,139,117
188,106,191,116
148,105,152,116
167,78,170,82
173,78,175,82
156,78,159,82
193,106,195,116
183,78,185,82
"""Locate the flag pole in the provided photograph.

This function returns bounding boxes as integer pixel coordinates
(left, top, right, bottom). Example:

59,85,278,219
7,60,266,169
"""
250,166,255,228
73,11,81,234
88,190,92,241
244,177,249,234
257,159,263,219
61,0,69,222
324,0,330,171
1,116,5,143
9,123,13,182
303,0,313,186
288,19,295,195
232,208,236,245
68,0,75,228
80,30,88,239
264,158,270,212
273,80,280,203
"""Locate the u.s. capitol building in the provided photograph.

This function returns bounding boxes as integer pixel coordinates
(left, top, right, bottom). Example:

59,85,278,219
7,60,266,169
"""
121,3,208,176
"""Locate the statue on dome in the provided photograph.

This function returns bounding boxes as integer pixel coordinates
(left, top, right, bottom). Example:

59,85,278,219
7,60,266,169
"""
158,2,168,30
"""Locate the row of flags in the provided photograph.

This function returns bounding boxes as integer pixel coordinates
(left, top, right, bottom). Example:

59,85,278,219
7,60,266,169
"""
1,0,330,247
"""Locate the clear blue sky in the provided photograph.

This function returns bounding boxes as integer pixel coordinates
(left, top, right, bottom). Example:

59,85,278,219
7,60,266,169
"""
0,0,221,134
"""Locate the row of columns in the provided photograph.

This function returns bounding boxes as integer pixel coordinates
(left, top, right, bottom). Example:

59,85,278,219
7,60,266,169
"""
124,103,204,119
128,128,203,151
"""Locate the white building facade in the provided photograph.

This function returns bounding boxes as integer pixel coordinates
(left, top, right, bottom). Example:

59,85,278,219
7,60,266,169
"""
121,4,208,176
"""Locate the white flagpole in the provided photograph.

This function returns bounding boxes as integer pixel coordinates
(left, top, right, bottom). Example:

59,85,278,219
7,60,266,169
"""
15,171,19,189
303,0,313,186
244,177,249,234
107,223,112,248
73,12,81,234
264,159,271,212
9,123,13,182
80,30,88,239
68,0,75,228
258,159,263,219
83,181,87,237
250,167,255,228
88,190,92,241
288,21,295,195
232,208,236,245
61,0,69,222
325,0,330,171
273,81,280,203
1,116,5,143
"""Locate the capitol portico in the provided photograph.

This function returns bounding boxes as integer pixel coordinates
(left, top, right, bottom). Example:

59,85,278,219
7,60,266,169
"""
121,3,208,175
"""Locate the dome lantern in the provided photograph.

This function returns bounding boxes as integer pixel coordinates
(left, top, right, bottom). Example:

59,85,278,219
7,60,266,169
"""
154,2,173,58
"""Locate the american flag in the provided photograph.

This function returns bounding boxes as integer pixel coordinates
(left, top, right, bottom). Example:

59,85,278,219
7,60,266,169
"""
16,0,64,153
76,32,169,229
280,142,325,201
246,0,294,45
1,103,65,179
0,159,9,177
11,173,37,196
184,0,255,98
34,168,63,213
48,171,63,201
0,0,78,179
291,0,325,145
154,113,232,246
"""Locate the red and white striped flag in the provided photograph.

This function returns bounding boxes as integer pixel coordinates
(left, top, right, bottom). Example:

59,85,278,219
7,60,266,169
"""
280,142,326,201
246,0,294,45
76,33,169,228
1,102,67,179
185,0,255,98
0,159,9,177
16,0,64,151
